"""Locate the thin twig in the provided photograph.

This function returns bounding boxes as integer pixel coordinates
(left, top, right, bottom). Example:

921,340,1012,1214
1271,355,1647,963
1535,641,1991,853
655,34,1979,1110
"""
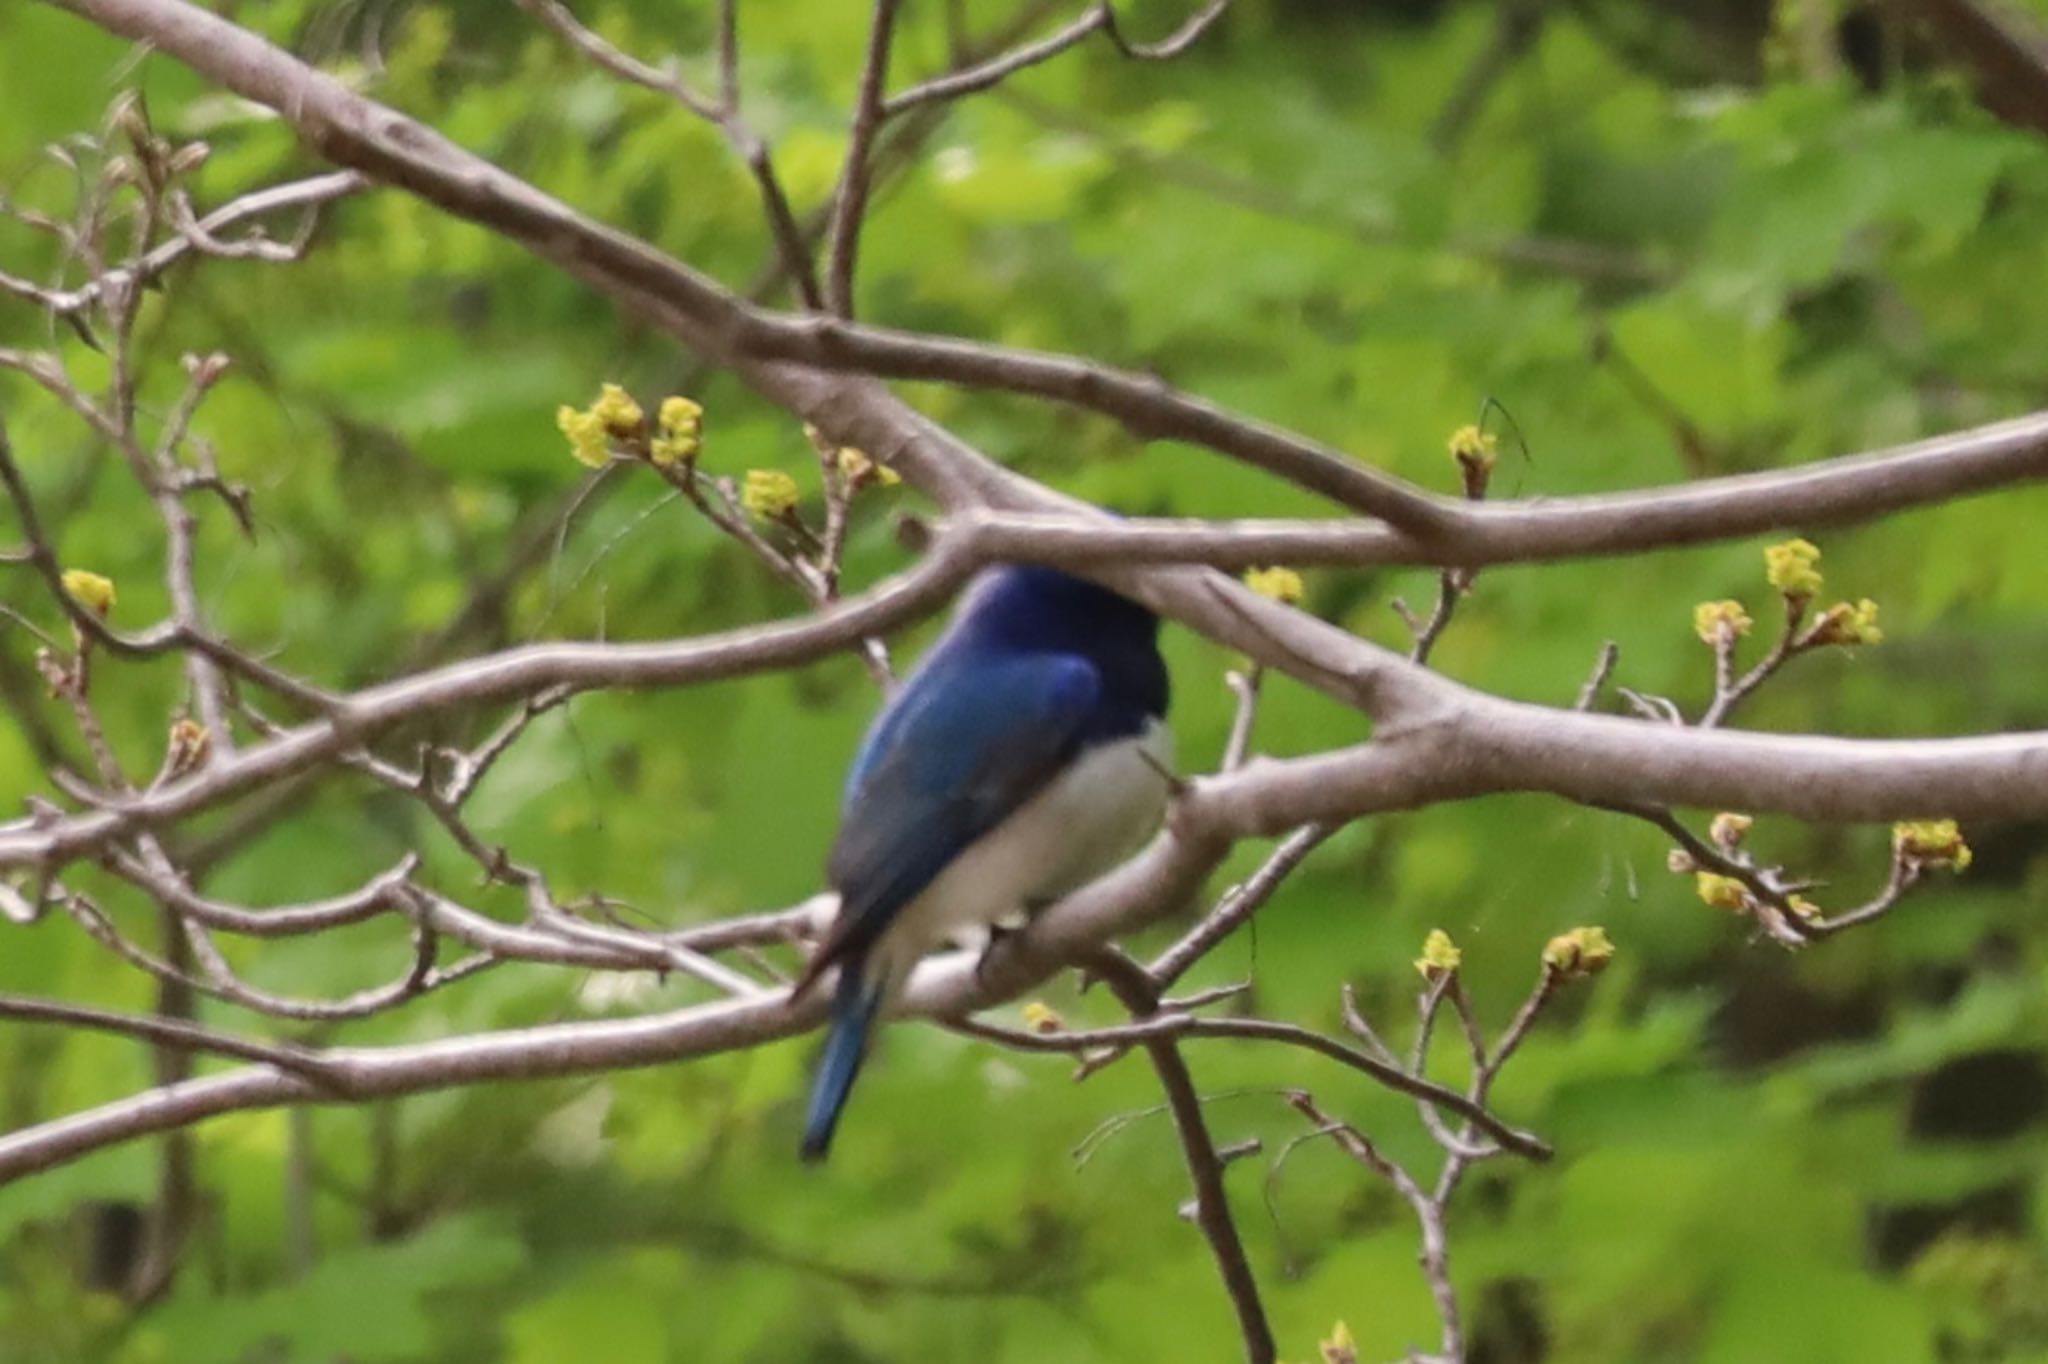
0,993,342,1085
1148,822,1333,990
823,0,904,317
1090,952,1274,1364
884,5,1111,115
512,0,721,118
1574,641,1619,711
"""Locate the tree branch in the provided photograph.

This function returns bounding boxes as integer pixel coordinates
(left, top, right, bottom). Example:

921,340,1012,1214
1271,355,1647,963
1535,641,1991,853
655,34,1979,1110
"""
883,0,1230,117
1091,951,1274,1364
822,0,903,317
0,171,364,317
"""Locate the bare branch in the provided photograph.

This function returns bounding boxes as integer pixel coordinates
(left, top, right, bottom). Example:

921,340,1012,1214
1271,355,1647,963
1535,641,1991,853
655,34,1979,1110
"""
104,850,417,937
1148,821,1333,989
884,6,1111,114
823,0,904,317
1090,952,1274,1364
884,0,1229,116
956,1006,1545,1157
0,993,341,1082
934,410,2048,568
0,171,364,317
511,0,721,119
515,0,823,307
716,0,739,113
1286,1088,1463,1360
1574,641,1619,711
53,0,2048,569
0,545,973,871
1100,0,1232,58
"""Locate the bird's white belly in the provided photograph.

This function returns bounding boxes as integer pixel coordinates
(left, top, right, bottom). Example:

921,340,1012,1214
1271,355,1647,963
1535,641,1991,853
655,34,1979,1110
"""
878,720,1173,980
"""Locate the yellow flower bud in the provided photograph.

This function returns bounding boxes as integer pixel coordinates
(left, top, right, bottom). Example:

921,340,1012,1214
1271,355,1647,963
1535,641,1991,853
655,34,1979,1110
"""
1447,424,1498,497
837,445,900,487
1319,1320,1358,1364
60,569,116,617
1893,819,1972,872
1695,872,1749,912
648,433,700,468
591,382,643,437
1543,926,1616,979
1242,566,1305,605
1021,1001,1064,1034
165,717,211,775
741,468,800,521
657,395,703,435
1709,812,1753,849
1788,895,1821,921
650,396,704,466
1415,928,1461,979
1693,599,1753,645
1447,424,1498,472
556,405,610,468
1764,538,1823,598
1810,598,1882,646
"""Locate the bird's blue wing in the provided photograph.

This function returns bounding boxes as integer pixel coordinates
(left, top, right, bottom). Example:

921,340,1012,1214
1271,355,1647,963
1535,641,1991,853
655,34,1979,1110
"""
815,650,1102,970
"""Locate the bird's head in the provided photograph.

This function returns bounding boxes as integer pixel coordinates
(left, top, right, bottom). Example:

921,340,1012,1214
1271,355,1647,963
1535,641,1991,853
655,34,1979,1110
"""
954,564,1157,648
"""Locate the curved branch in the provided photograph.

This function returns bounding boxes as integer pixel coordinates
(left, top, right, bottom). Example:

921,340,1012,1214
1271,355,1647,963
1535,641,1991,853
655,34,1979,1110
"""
884,0,1230,117
35,0,1449,534
0,171,365,317
0,993,340,1081
511,0,721,119
1100,0,1232,58
0,815,1222,1183
0,545,975,871
46,0,2048,584
103,851,416,937
885,5,1113,113
946,409,2048,566
773,315,1454,527
823,0,903,317
9,685,2041,1181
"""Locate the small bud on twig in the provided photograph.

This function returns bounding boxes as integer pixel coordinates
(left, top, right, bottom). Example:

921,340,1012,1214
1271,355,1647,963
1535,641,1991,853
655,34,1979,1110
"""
1542,926,1616,980
1709,812,1753,850
741,469,800,521
1242,566,1304,605
60,569,116,618
1415,928,1461,980
1892,819,1972,872
1764,538,1822,601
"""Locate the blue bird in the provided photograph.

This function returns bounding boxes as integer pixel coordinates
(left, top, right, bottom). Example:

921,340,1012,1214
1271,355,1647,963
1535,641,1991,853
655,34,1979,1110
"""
795,565,1172,1161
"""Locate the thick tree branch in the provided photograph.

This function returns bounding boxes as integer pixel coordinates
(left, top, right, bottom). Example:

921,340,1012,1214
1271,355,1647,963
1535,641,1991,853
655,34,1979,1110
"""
936,411,2048,568
3,675,2033,1181
0,544,974,870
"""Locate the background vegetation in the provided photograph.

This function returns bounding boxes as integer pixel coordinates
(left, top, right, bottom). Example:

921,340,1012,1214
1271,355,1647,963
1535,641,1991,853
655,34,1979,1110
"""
4,1,2048,1360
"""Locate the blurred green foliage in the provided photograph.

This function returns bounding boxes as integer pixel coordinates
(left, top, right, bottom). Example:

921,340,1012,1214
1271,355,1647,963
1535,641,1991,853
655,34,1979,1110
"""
4,1,2048,1360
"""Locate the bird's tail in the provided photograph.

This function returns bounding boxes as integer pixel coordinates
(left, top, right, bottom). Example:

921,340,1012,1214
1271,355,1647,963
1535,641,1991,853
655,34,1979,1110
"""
800,963,883,1162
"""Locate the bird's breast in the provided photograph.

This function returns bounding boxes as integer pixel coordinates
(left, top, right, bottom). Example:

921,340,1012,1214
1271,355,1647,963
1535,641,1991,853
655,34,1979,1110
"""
890,719,1174,955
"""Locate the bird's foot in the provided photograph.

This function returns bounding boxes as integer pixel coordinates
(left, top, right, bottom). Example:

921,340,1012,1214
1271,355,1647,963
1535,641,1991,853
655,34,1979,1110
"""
972,926,1011,989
